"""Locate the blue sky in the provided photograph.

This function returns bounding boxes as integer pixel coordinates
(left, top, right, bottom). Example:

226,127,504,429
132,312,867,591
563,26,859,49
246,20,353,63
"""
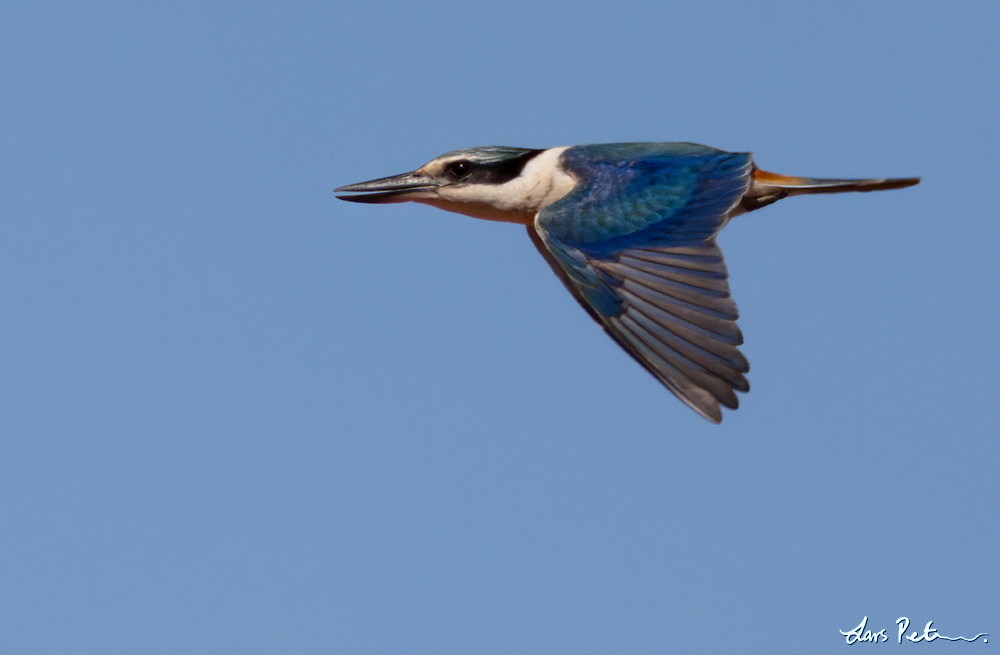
1,1,997,653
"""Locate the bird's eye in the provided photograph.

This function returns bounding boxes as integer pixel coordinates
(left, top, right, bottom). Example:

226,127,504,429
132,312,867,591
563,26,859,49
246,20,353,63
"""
447,160,472,178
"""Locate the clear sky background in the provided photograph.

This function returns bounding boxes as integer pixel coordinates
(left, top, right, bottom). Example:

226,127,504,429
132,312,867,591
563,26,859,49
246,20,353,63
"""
1,2,997,653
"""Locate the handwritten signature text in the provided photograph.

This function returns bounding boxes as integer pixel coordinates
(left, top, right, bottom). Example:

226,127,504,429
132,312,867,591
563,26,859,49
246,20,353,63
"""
840,617,988,645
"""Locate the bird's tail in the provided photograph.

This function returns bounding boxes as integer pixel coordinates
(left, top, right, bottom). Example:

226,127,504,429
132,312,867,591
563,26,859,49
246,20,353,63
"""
753,169,920,195
741,169,920,212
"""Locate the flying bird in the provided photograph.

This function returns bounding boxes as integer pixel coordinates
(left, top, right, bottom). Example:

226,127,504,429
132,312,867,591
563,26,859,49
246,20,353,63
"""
335,143,918,422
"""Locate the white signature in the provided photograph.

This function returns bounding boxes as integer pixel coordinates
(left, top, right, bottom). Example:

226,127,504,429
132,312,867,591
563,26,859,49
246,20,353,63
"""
840,616,988,644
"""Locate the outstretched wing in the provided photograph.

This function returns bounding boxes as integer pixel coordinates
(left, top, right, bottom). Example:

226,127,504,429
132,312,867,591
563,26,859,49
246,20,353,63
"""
531,143,754,422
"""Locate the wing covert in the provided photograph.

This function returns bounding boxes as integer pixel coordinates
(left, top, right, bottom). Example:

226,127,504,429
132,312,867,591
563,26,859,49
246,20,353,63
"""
538,143,753,252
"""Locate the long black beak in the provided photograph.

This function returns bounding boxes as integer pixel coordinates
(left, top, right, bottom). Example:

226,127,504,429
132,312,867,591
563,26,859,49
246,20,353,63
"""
334,171,438,204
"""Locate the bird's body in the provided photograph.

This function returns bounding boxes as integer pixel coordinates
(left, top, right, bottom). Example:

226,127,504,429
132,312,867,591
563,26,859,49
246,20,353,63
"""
336,143,918,422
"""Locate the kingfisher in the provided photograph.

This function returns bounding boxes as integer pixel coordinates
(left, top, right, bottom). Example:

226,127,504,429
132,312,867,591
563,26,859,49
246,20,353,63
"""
335,143,918,423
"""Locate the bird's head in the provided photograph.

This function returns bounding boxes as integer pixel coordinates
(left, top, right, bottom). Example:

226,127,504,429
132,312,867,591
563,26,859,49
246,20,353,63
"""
335,146,572,223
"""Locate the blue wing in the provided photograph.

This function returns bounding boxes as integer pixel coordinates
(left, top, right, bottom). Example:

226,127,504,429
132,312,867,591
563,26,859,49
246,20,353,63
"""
531,143,754,422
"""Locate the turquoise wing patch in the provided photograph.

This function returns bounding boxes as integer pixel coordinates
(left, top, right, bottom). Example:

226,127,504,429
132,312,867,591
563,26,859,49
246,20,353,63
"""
538,143,752,253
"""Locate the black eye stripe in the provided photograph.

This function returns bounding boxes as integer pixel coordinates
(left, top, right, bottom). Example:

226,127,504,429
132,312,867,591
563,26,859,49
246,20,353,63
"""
446,150,544,185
